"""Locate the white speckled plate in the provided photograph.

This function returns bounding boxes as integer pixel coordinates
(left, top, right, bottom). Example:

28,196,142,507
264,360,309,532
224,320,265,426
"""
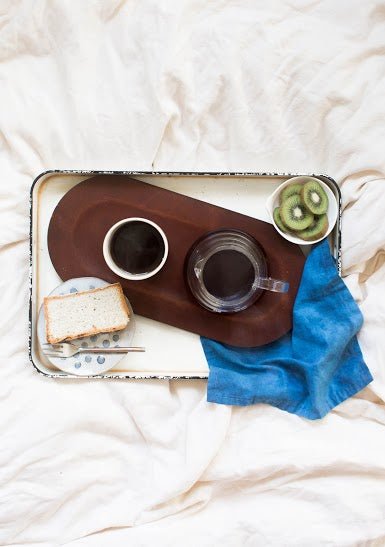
37,277,135,376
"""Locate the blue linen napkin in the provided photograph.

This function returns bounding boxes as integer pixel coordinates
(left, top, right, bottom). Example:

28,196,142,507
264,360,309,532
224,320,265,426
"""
200,239,373,420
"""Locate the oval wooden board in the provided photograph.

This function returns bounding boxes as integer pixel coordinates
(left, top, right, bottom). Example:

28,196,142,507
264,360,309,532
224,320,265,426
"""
47,175,306,347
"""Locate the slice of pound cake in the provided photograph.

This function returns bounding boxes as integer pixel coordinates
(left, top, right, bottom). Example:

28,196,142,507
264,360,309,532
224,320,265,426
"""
44,283,130,344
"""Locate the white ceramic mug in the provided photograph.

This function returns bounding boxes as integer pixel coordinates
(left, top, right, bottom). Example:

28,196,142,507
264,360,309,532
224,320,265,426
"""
103,217,168,280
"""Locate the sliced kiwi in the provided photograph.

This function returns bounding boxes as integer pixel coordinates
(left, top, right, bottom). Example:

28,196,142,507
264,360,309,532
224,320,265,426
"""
273,207,292,234
301,180,328,215
297,214,329,241
279,183,302,204
280,194,314,231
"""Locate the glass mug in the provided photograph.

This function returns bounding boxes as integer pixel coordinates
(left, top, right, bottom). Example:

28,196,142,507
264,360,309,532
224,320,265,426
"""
185,230,289,313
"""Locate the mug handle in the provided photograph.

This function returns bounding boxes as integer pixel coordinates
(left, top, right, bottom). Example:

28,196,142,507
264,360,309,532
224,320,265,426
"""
253,277,289,293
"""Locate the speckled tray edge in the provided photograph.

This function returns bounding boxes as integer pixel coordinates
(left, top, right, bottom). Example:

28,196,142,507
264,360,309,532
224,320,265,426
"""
28,170,341,380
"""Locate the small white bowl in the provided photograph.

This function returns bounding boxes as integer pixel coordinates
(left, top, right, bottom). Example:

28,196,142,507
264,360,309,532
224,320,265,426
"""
265,176,338,245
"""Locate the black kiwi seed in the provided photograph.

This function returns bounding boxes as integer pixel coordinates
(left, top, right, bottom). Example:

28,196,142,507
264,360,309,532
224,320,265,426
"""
280,194,314,231
301,180,328,215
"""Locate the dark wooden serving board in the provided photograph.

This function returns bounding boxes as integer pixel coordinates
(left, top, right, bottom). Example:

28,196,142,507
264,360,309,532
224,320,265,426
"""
47,175,306,347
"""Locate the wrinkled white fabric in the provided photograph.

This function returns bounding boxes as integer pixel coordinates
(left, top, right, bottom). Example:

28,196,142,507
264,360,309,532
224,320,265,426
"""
1,1,385,546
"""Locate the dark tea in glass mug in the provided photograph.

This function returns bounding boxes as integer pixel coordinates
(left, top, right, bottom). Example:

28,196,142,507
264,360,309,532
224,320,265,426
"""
185,230,289,313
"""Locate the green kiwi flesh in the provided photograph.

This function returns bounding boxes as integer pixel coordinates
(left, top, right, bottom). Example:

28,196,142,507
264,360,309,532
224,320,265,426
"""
279,183,302,204
297,214,329,241
280,194,314,231
301,180,328,215
273,207,292,233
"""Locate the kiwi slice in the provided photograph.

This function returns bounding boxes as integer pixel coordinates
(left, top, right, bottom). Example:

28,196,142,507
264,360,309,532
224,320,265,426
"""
280,194,314,231
279,183,302,204
273,207,292,233
297,214,329,241
301,180,328,215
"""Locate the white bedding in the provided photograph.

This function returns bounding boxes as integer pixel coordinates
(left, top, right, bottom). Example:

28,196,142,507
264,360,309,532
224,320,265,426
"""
1,1,385,545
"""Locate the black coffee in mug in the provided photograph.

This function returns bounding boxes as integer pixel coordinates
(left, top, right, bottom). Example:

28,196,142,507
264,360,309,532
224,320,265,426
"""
111,221,166,275
103,217,168,280
202,249,255,299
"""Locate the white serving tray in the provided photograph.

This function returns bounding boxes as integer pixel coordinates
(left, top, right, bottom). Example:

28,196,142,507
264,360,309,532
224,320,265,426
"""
29,171,341,379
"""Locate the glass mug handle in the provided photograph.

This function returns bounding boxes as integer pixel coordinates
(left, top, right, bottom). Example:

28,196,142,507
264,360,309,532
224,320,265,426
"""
253,277,289,293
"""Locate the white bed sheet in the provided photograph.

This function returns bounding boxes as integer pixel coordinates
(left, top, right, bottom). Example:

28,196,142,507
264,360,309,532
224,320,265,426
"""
1,1,385,545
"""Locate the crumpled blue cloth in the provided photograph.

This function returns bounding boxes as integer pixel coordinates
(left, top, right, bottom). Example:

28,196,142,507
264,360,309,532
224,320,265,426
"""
201,239,373,420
